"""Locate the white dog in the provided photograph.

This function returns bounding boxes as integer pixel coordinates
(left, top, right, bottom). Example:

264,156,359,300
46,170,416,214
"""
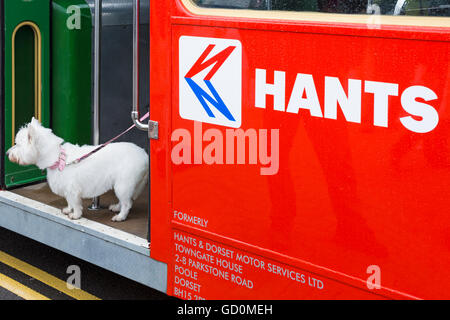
7,117,148,222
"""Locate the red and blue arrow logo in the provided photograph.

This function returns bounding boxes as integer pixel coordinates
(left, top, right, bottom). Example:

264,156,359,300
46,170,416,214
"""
184,44,236,121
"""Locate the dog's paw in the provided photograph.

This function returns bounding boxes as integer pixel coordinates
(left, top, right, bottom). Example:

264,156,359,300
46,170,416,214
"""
68,212,82,220
62,207,73,215
112,214,126,222
108,203,121,212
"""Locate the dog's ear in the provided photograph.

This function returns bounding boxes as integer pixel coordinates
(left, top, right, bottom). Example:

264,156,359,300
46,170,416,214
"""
27,122,40,145
30,117,41,127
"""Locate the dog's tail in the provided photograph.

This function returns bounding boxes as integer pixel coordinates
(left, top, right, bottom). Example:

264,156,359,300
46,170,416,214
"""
132,169,148,201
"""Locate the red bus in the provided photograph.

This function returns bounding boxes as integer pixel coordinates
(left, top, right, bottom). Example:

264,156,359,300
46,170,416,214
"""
0,0,448,300
151,0,450,300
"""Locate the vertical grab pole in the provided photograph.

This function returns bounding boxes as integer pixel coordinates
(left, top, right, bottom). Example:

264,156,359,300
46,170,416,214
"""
131,0,158,138
89,0,102,210
131,0,148,131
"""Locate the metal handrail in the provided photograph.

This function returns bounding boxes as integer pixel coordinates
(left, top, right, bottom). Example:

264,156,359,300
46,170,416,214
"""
131,0,148,131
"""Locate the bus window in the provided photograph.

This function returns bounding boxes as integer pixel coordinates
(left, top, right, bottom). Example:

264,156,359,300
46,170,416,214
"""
192,0,450,16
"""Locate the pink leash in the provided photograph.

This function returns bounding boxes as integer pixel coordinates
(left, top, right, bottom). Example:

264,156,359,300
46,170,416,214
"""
50,112,149,171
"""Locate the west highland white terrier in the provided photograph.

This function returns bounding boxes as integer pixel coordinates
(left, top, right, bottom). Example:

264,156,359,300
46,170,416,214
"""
7,117,148,222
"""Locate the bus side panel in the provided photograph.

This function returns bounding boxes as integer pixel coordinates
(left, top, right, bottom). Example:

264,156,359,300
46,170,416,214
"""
150,1,450,300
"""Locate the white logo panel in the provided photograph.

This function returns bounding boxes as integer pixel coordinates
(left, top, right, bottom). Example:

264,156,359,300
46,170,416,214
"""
179,36,242,128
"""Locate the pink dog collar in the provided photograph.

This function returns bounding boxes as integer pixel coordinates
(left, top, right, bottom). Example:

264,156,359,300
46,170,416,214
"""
49,148,66,171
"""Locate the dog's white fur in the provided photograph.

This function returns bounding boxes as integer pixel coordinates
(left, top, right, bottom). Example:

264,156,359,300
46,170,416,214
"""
7,117,148,222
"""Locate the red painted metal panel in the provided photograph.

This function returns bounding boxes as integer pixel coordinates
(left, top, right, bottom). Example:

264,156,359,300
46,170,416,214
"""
150,1,450,300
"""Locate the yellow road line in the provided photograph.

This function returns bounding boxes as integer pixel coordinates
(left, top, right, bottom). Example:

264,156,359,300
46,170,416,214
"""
0,273,50,300
0,250,100,300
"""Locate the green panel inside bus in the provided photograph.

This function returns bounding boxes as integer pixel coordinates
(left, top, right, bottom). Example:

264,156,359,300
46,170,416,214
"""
52,0,92,146
2,0,92,188
3,0,50,188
